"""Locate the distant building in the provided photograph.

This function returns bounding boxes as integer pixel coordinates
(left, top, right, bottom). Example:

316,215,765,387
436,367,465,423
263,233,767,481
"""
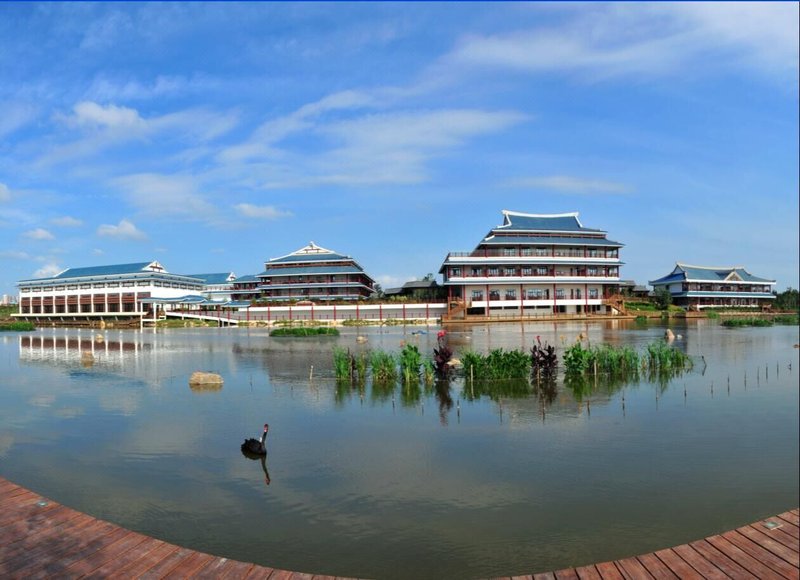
16,261,204,320
618,280,651,299
1,294,17,306
186,272,237,302
383,279,444,301
252,242,375,302
649,263,775,310
230,274,261,303
439,210,624,317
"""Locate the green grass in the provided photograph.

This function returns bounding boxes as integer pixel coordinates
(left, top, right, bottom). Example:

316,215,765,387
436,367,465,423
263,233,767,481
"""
0,321,35,331
270,326,339,337
625,302,660,312
370,350,398,383
721,317,774,327
706,311,720,319
773,314,799,325
462,348,531,381
563,340,692,375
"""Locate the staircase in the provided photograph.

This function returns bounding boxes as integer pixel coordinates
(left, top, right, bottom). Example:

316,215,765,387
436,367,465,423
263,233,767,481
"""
602,294,628,315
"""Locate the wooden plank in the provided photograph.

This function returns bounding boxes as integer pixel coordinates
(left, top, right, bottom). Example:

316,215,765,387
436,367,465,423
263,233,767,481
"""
194,557,255,579
555,569,580,579
137,546,195,579
706,534,787,580
723,530,799,579
109,541,180,577
737,525,800,567
574,564,603,580
671,544,728,580
81,536,167,578
161,550,216,578
0,516,113,576
594,561,624,580
651,548,702,578
0,506,84,561
64,530,148,576
688,539,757,579
614,556,653,579
635,553,678,580
533,573,556,580
751,524,800,552
777,511,799,527
34,525,130,578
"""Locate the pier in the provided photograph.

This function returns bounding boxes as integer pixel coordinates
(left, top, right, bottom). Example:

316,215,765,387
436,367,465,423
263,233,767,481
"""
1,477,797,579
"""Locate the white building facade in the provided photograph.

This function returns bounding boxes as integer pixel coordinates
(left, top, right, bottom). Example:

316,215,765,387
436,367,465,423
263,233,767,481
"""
439,210,624,317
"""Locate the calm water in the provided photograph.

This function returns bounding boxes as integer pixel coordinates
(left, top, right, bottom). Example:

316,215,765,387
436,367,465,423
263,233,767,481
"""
1,320,798,579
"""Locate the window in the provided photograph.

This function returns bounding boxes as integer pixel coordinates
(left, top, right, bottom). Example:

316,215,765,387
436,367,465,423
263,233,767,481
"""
93,283,105,288
505,289,516,300
503,247,516,256
521,247,534,257
588,267,597,276
555,289,565,299
67,285,77,290
123,281,134,287
589,289,599,299
489,290,500,300
575,289,581,299
471,290,484,300
521,267,532,276
451,267,462,276
488,267,499,276
107,282,119,287
471,267,482,277
504,267,516,276
536,267,549,276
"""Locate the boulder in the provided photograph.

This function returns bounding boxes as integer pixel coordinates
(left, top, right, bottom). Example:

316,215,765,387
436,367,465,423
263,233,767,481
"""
189,371,224,387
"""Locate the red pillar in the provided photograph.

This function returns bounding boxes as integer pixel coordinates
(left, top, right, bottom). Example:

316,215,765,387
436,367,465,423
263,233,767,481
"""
553,284,557,314
403,303,406,320
333,304,337,321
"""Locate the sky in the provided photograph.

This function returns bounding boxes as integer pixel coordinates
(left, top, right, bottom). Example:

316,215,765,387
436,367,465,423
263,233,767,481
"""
1,2,798,297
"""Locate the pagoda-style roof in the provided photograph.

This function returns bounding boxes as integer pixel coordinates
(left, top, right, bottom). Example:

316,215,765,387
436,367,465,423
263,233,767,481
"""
267,242,350,265
257,265,364,278
650,263,775,285
493,210,606,234
480,235,623,247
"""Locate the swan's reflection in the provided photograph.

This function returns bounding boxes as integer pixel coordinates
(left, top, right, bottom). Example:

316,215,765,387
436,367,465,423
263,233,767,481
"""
241,449,271,486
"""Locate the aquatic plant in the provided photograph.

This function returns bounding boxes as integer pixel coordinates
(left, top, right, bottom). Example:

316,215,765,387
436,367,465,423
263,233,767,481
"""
705,311,720,319
462,348,531,381
433,337,453,380
399,344,422,383
530,337,557,381
721,317,774,327
0,321,35,332
421,360,435,386
643,340,692,371
270,326,339,337
370,350,398,383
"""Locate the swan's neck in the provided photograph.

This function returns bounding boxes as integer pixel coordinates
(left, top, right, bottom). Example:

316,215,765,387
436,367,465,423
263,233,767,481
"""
260,431,267,446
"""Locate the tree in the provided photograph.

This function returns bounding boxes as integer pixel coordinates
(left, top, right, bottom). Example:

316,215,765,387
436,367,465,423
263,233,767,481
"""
372,283,384,299
773,287,799,311
422,273,435,282
653,286,673,310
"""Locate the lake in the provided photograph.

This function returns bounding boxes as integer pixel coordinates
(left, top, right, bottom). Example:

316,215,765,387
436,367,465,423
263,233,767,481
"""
1,319,798,579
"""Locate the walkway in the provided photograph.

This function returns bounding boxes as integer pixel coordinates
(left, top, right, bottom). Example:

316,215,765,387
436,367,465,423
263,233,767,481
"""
1,477,797,578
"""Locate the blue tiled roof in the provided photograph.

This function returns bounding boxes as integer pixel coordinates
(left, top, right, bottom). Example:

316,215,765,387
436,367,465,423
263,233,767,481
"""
481,235,623,247
495,211,605,233
650,264,775,285
233,274,259,283
186,273,234,285
259,265,364,277
55,262,154,279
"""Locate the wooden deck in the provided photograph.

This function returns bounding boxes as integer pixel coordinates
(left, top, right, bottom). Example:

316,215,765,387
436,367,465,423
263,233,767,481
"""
1,477,797,579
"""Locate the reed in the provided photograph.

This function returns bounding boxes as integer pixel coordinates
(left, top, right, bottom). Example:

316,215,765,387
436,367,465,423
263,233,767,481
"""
461,348,530,381
270,326,339,337
721,317,773,327
370,350,398,383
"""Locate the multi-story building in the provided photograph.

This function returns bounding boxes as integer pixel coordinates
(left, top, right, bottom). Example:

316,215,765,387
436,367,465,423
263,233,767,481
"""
16,261,204,321
230,274,261,303
186,272,237,302
649,263,775,310
253,242,375,302
439,210,623,317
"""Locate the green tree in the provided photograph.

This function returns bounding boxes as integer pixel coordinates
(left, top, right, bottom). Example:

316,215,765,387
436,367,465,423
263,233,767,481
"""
653,286,673,310
774,287,799,310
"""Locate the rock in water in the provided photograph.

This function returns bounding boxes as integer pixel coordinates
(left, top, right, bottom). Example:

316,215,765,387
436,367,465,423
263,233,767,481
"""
189,371,224,386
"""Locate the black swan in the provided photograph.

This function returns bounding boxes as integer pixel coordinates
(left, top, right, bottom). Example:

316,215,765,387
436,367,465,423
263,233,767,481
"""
241,423,269,455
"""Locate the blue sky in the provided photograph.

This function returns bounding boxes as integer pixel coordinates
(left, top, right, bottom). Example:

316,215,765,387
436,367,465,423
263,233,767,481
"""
1,2,798,296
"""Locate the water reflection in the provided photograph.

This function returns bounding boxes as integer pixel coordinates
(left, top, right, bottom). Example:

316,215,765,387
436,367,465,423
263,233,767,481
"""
2,322,798,580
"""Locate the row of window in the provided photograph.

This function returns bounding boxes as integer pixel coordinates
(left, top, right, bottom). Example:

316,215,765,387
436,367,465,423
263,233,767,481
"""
471,288,600,301
449,266,619,277
681,284,772,293
21,281,199,292
473,247,619,258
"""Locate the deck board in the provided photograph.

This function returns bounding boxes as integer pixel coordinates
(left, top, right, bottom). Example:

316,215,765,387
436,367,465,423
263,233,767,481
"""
1,476,797,580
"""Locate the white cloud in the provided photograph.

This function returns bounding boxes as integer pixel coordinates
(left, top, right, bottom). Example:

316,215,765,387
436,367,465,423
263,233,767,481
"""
67,101,145,130
505,175,632,195
33,263,63,278
50,216,83,227
112,173,217,219
375,274,414,289
0,250,30,260
0,183,9,202
0,102,37,139
96,219,147,240
440,3,798,83
92,249,104,255
23,228,55,240
234,203,292,220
